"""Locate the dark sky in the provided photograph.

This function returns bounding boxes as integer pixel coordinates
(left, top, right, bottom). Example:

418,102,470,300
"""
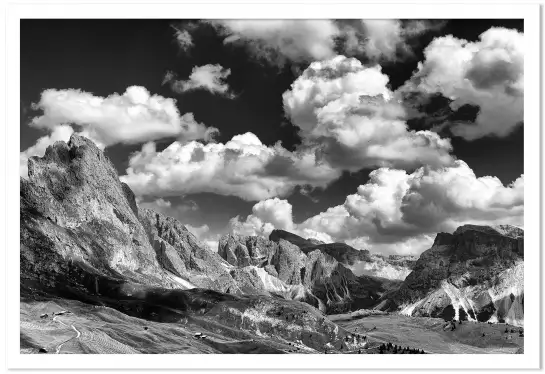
20,19,524,233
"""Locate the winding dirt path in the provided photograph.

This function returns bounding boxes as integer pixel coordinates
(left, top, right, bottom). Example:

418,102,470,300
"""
53,316,80,354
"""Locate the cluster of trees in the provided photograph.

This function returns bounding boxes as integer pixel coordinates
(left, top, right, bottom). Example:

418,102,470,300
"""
504,327,524,337
378,342,425,354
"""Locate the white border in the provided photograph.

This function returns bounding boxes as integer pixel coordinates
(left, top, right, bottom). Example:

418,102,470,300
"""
5,1,541,370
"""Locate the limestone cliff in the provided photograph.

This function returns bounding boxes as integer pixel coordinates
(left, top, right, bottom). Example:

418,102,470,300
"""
381,224,524,326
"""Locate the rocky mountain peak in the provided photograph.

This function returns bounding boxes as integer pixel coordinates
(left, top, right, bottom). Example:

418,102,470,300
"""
269,229,371,265
383,223,524,325
269,229,315,249
21,134,243,295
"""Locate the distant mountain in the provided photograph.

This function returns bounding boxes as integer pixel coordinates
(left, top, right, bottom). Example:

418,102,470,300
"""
377,224,524,326
268,229,415,281
219,231,403,314
269,229,372,264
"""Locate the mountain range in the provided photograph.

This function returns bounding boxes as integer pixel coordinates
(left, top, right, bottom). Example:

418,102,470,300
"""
20,135,524,354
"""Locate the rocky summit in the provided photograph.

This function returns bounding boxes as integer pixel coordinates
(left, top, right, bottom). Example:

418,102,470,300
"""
378,225,524,326
20,135,524,355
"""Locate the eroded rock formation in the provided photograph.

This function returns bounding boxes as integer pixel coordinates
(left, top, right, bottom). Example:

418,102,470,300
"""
382,224,524,326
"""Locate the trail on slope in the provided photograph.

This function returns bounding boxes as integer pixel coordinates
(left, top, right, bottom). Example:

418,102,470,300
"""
53,316,80,354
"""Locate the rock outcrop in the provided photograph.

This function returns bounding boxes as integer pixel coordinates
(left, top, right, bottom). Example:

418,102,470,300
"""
139,208,237,293
218,234,277,267
381,224,524,326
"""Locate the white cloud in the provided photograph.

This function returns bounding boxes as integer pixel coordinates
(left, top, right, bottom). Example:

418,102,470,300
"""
208,20,340,66
165,64,235,98
363,20,404,60
138,198,199,216
231,160,523,255
176,20,444,66
230,197,294,237
343,20,446,62
283,56,454,171
186,223,211,239
30,86,218,148
20,125,74,178
172,27,194,51
346,235,434,256
120,132,341,201
401,27,524,140
400,161,524,230
344,20,404,61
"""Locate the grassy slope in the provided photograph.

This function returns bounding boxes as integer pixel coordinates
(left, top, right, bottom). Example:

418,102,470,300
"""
335,314,523,354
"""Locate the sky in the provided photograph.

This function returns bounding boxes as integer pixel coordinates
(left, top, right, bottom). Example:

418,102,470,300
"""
20,19,524,255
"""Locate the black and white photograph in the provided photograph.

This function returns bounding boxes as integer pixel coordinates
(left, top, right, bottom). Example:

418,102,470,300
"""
6,1,542,370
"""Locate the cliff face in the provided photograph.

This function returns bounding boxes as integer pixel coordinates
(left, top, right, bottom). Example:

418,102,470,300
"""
21,135,169,289
20,134,243,296
383,225,524,326
218,234,277,268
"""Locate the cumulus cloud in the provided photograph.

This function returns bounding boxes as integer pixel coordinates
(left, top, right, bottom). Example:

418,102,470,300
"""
120,132,341,201
175,20,445,66
343,20,446,62
401,27,524,140
164,64,235,98
30,86,218,148
231,161,523,255
208,20,340,66
283,56,454,171
230,198,294,237
20,125,74,178
346,235,434,257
